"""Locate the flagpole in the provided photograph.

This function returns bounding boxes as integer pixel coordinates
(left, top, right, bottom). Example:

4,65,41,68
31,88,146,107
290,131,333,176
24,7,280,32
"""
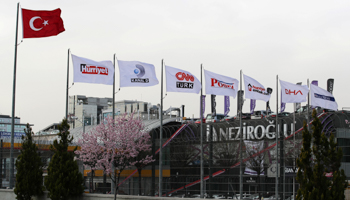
307,79,309,131
9,2,20,189
159,59,163,197
239,70,243,199
111,54,116,194
275,75,279,198
200,64,204,198
65,49,70,119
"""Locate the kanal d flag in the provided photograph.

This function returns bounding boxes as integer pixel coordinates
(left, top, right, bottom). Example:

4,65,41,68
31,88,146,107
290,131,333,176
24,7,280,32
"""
118,60,159,87
204,70,239,98
280,80,309,103
72,54,114,85
22,8,65,38
165,65,201,94
311,84,338,111
243,74,270,102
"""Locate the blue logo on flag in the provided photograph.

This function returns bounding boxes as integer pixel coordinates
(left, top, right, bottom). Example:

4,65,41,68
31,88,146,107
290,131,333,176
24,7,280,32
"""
314,93,335,102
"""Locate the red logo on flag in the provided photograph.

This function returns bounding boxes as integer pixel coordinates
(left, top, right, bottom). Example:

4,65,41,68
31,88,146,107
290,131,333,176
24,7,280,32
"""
80,64,108,75
175,72,194,82
285,89,303,95
22,8,65,38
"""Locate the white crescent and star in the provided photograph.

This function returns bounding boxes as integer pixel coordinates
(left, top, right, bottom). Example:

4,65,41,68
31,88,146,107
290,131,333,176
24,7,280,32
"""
29,16,49,31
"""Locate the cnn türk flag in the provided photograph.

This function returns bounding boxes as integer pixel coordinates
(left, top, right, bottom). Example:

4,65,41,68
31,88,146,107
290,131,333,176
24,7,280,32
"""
118,60,159,87
280,80,309,103
204,70,239,98
72,54,114,85
22,8,65,38
243,74,271,102
165,65,201,94
311,84,338,111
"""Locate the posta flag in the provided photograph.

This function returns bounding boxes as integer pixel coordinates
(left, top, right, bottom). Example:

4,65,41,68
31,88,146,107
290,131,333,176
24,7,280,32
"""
72,54,114,85
118,60,159,87
22,8,65,38
243,74,270,102
204,70,239,97
165,65,201,94
280,79,309,103
311,84,338,111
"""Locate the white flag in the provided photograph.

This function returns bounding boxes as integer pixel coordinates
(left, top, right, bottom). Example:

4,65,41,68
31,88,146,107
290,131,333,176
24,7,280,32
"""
204,70,239,98
243,74,271,102
165,65,201,94
118,60,159,87
72,54,114,85
280,79,309,103
311,84,338,111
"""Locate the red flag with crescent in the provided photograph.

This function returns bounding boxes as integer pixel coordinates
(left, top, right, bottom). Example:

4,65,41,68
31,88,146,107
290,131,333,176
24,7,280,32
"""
22,8,65,38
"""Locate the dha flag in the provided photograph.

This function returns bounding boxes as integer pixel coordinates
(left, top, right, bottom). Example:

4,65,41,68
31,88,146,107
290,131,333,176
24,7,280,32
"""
118,60,159,87
243,74,270,102
311,84,338,111
72,54,114,85
280,80,309,103
22,8,65,38
204,70,239,97
165,65,201,93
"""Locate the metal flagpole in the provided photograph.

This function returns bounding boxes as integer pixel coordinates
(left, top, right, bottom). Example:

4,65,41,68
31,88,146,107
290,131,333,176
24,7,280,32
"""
200,64,204,198
239,70,243,198
159,59,164,197
10,2,20,189
307,79,309,131
111,54,116,194
65,49,70,119
275,75,279,198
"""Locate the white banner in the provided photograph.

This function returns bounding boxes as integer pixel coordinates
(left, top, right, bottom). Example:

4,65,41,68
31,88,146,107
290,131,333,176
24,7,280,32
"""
118,60,159,87
311,84,338,111
243,74,271,102
280,79,309,103
72,54,114,85
204,69,239,97
165,65,201,94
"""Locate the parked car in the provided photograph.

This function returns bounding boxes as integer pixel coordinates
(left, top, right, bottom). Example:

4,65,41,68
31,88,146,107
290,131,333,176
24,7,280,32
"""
206,113,227,123
195,118,206,124
268,112,290,118
251,110,272,119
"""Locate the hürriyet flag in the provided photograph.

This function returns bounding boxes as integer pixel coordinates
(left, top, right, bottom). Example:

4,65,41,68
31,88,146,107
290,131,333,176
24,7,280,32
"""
22,8,65,38
243,74,271,102
204,70,239,98
72,54,114,85
165,65,201,93
118,60,159,87
311,84,338,111
280,79,309,103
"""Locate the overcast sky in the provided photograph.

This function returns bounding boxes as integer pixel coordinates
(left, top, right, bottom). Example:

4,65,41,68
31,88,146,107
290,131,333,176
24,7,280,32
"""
1,0,350,132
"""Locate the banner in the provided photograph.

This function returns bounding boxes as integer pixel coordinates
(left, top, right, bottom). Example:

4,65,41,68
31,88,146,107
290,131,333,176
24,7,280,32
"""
310,84,338,111
295,82,302,110
237,90,244,115
204,70,239,97
266,88,273,113
250,99,256,114
72,54,114,85
118,60,159,87
165,65,201,93
280,79,309,103
243,74,271,102
22,8,65,38
244,140,265,175
224,96,230,116
200,95,206,119
211,95,216,117
327,78,334,94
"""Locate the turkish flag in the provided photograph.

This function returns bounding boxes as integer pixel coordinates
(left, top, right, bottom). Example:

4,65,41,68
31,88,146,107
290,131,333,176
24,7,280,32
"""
22,8,65,38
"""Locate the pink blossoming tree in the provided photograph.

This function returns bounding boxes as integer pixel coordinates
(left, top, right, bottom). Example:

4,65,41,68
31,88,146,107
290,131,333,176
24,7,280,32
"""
75,113,154,200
